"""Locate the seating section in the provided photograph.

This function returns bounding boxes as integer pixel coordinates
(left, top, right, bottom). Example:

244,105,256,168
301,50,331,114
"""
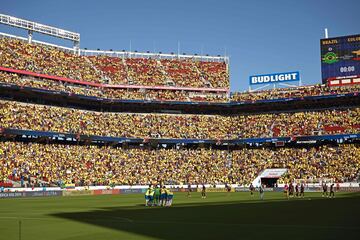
87,55,128,84
1,100,359,139
126,58,166,86
0,37,229,88
160,59,203,87
2,37,360,103
0,38,104,83
195,61,229,88
0,142,359,186
0,71,227,102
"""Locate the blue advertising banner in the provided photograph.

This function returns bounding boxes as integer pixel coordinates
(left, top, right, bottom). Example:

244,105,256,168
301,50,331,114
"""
249,71,300,85
321,34,360,83
0,191,63,198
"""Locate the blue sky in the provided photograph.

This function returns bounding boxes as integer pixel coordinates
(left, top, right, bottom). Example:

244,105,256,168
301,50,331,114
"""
0,0,359,91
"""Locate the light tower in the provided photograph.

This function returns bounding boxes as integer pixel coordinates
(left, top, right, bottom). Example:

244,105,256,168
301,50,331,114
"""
0,14,80,52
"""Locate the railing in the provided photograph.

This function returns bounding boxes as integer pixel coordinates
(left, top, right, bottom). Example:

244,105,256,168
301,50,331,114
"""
0,32,76,53
81,49,228,63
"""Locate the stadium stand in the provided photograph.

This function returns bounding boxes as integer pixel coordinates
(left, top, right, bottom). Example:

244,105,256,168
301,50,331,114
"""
1,36,359,104
0,25,359,190
0,71,228,102
0,37,229,89
0,142,359,186
1,100,359,139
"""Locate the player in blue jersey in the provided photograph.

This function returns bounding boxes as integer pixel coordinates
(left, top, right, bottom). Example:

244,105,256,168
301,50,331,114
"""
160,185,168,206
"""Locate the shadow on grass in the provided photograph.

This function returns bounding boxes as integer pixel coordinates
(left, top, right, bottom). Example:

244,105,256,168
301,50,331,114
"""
51,193,360,240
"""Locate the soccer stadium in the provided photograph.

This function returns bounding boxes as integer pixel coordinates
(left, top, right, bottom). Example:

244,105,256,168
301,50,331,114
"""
0,1,360,240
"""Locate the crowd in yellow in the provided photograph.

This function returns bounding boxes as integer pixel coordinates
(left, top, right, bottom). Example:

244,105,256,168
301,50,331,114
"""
0,37,229,88
1,37,360,104
0,37,359,188
0,142,358,186
1,100,358,139
0,71,227,102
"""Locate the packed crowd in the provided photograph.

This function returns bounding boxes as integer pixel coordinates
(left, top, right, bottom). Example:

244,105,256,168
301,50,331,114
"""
1,100,359,139
0,71,227,102
0,142,358,186
230,84,360,102
2,37,360,103
0,37,229,88
0,38,104,83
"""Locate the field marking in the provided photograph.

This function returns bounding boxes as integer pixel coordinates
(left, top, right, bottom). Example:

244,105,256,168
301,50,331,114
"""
0,216,57,221
0,216,133,223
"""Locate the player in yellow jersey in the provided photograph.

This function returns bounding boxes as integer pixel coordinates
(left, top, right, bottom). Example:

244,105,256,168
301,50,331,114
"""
166,189,174,207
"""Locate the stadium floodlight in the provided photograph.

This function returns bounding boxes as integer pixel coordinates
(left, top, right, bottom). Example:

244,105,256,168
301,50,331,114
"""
0,14,80,49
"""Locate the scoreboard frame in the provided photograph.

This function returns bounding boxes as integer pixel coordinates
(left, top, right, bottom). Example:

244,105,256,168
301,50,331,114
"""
320,34,360,84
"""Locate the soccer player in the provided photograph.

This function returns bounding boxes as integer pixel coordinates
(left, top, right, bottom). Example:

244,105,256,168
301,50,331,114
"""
300,183,305,198
329,183,335,198
259,184,264,200
249,183,255,196
201,184,206,199
225,183,231,196
295,183,299,197
187,183,192,198
154,185,161,206
290,182,295,198
160,186,167,206
284,183,289,199
166,189,174,206
322,183,328,197
145,185,152,206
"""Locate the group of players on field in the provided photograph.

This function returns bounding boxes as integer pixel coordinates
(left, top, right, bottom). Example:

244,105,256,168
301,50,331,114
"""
284,183,306,198
145,185,174,207
145,182,337,206
249,182,336,199
284,182,336,198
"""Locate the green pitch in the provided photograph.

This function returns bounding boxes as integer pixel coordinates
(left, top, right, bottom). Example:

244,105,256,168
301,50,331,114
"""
0,192,359,240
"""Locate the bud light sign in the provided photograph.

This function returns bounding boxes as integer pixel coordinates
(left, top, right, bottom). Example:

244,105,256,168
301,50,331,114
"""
249,71,300,85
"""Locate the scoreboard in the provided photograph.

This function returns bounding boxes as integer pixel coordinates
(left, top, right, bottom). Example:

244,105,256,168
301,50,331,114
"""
321,34,360,83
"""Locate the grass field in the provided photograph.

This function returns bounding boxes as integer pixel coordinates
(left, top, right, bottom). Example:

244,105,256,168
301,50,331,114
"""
0,191,359,240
